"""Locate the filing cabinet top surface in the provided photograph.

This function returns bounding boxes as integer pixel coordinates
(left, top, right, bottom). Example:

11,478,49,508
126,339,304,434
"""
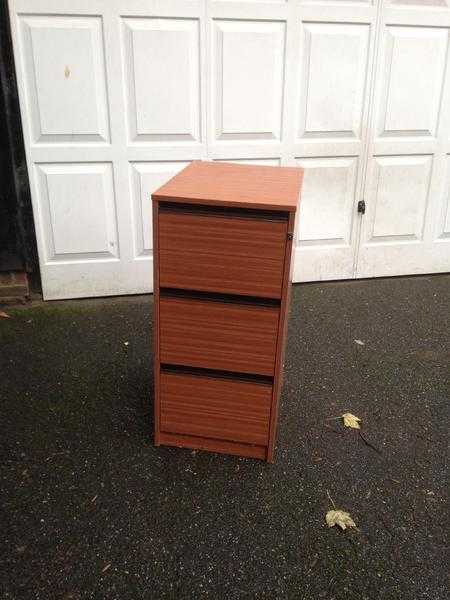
152,161,303,212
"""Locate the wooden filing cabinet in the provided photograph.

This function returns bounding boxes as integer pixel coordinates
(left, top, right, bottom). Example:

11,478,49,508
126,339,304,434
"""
152,161,303,462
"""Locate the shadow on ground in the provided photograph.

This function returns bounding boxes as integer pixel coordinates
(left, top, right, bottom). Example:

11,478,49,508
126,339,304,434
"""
1,275,449,600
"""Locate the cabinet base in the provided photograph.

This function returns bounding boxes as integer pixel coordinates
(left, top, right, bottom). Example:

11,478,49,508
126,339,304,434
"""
158,431,268,461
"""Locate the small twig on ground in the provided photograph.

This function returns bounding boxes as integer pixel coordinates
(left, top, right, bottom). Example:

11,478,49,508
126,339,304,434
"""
327,577,335,596
326,489,336,509
305,555,319,577
358,430,381,454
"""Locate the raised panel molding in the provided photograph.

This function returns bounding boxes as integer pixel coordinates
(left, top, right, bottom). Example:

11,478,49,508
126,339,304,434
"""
366,155,433,242
221,0,287,3
122,18,201,144
215,158,280,166
36,163,118,261
295,157,358,246
129,162,189,258
297,23,370,140
19,15,110,144
301,0,372,3
377,26,449,138
437,154,450,240
388,0,449,7
213,20,285,141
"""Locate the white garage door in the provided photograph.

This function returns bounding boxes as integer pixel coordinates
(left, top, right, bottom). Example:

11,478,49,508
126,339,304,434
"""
8,0,450,299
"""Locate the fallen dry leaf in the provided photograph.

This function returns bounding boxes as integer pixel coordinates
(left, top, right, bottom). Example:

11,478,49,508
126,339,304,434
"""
326,509,357,530
354,339,365,346
342,412,361,429
101,563,111,573
0,311,11,319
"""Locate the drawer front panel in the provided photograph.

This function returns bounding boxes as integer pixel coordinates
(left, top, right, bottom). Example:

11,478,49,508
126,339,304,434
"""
158,207,288,298
159,296,279,376
160,371,272,445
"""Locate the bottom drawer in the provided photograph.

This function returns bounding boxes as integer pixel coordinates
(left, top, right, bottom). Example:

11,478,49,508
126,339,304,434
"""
160,369,272,446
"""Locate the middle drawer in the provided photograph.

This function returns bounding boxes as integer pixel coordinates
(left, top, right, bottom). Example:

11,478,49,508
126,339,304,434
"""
159,292,280,376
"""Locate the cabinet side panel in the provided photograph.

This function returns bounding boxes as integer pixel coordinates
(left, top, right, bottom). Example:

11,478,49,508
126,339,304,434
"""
152,199,161,445
267,211,296,462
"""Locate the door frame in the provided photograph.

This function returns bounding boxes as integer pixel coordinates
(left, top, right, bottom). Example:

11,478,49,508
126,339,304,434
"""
0,1,40,289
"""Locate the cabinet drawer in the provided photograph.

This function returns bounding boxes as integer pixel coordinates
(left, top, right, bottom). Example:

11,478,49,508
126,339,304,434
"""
158,204,288,298
160,370,272,445
159,293,279,376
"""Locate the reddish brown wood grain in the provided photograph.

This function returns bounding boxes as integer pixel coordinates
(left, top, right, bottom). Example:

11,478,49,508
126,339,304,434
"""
159,295,279,376
152,201,161,446
266,211,297,463
152,161,303,461
158,431,267,460
160,371,272,445
153,161,303,212
158,207,288,298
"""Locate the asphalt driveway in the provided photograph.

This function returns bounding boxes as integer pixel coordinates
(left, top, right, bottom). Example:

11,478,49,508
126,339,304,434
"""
1,275,449,599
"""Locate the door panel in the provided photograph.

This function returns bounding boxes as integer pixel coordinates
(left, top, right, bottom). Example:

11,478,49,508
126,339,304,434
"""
366,156,432,241
377,26,447,138
122,18,201,143
294,157,359,281
19,14,109,144
212,19,285,141
35,163,118,261
8,0,450,298
297,22,370,140
292,8,376,282
357,4,450,278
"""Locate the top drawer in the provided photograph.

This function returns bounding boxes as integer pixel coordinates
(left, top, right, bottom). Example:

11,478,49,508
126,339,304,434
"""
157,203,288,298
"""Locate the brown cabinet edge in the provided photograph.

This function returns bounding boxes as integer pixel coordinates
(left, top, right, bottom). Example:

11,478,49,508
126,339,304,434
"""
266,211,296,463
153,194,297,213
153,199,161,446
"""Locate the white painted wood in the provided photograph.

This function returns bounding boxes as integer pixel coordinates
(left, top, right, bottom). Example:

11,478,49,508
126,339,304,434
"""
8,0,450,298
122,18,201,143
357,2,450,278
292,6,376,282
36,163,118,260
19,14,110,144
9,0,206,299
212,20,285,141
377,26,447,138
297,23,370,140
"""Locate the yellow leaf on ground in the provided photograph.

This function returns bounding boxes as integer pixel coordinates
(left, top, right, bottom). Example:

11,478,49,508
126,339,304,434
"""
342,413,361,429
326,509,357,530
0,311,11,319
